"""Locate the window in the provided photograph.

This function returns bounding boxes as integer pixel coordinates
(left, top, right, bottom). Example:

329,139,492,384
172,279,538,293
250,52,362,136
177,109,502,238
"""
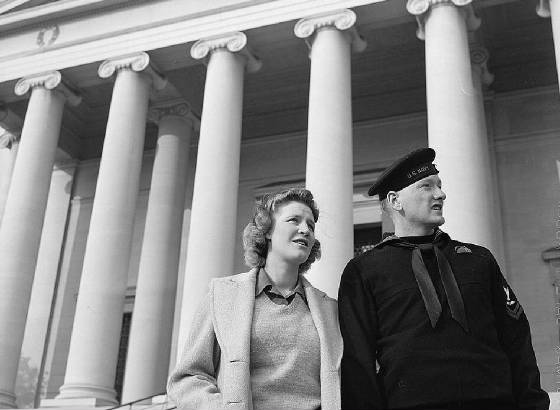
114,312,132,403
354,223,382,256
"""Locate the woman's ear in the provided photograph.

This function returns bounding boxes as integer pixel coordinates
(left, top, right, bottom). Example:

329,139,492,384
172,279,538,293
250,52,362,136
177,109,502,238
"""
265,224,273,240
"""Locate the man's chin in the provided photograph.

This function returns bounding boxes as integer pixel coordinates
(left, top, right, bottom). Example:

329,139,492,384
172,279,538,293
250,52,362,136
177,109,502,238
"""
432,217,445,227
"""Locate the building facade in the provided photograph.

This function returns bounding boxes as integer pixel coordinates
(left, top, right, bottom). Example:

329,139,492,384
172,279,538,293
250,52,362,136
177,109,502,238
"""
0,0,559,408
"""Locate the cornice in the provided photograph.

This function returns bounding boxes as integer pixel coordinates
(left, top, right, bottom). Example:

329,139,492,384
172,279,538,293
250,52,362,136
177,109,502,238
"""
13,70,81,105
0,0,32,15
98,52,167,90
190,32,261,73
294,9,367,53
0,0,127,28
0,0,382,83
493,129,560,152
491,84,558,101
406,0,480,40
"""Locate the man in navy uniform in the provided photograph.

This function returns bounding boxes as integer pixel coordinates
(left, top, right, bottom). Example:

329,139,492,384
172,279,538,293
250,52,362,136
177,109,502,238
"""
338,148,549,410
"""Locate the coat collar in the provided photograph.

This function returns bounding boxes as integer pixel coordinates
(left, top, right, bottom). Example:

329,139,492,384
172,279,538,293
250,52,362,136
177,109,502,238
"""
212,269,341,371
302,276,342,371
212,269,257,362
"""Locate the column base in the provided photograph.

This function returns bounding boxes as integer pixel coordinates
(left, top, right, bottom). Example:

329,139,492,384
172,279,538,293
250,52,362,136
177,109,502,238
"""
0,388,17,409
40,398,113,409
49,384,118,408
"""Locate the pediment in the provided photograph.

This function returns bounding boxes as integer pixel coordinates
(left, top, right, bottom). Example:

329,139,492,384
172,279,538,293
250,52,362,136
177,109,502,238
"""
0,0,58,15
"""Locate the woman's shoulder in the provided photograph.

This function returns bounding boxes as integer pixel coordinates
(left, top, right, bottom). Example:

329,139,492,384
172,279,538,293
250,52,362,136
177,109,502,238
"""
301,276,337,304
210,269,258,286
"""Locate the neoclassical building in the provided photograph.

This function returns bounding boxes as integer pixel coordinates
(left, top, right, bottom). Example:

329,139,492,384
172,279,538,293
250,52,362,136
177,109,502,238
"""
0,0,559,408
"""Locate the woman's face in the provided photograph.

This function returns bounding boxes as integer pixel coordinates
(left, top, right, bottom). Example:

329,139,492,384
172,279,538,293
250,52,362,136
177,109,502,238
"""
266,201,316,267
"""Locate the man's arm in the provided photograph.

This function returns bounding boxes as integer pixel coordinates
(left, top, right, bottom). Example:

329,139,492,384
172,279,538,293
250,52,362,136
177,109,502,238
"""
487,252,550,410
167,282,223,410
338,259,385,410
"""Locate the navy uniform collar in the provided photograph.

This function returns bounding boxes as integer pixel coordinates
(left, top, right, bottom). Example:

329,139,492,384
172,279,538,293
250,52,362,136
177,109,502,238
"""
374,228,450,249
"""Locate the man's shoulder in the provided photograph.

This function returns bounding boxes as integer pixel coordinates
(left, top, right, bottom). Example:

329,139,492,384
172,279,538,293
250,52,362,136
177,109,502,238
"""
350,246,383,264
347,244,405,274
447,238,496,261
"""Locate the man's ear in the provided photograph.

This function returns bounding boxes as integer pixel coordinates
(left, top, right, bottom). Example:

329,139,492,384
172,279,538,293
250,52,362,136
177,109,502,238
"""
387,191,402,211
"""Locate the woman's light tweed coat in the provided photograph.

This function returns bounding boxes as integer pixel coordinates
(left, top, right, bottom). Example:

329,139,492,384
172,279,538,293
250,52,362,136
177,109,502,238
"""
167,269,343,410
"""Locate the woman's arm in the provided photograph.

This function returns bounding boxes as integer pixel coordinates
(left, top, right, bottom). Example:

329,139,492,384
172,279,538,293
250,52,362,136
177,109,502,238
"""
167,284,223,410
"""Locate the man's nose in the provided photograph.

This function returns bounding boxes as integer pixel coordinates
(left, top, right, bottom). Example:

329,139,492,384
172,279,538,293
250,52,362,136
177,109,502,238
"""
435,187,446,200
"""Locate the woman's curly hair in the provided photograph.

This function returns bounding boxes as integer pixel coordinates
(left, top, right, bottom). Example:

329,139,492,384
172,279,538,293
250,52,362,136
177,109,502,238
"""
243,188,321,274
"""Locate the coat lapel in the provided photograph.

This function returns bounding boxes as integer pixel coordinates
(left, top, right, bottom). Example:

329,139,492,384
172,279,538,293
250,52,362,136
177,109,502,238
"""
303,277,343,410
302,277,342,371
212,269,257,362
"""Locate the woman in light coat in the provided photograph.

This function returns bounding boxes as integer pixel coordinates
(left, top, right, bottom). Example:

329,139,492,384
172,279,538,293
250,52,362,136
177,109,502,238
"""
167,188,342,410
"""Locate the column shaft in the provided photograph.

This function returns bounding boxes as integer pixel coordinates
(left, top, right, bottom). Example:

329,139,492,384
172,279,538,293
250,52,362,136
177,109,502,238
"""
0,143,18,226
550,0,560,93
121,113,193,403
424,3,495,250
305,27,354,298
177,48,245,356
471,58,502,260
0,85,65,408
57,68,151,405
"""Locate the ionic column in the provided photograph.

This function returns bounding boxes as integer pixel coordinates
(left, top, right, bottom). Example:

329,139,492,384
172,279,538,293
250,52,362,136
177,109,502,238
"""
537,0,560,93
295,10,366,298
121,102,196,403
0,71,80,409
469,44,504,259
56,52,166,406
0,106,22,227
407,0,496,250
176,32,260,356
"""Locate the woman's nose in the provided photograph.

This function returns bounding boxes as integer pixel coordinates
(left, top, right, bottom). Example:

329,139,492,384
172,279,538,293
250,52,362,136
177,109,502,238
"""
298,223,310,235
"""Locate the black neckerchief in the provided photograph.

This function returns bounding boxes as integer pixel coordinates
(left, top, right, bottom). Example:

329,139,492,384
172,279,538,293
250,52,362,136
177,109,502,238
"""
375,229,469,332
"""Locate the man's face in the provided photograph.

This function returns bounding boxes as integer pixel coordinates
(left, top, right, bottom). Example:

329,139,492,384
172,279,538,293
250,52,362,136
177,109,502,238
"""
397,174,446,230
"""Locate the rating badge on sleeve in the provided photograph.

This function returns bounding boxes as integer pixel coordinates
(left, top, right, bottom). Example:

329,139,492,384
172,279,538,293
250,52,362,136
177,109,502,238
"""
503,284,523,320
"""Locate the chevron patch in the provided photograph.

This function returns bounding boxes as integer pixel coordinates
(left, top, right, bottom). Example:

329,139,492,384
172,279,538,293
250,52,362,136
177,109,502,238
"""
503,284,523,320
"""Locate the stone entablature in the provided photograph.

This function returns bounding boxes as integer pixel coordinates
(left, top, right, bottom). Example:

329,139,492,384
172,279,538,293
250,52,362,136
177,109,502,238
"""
0,0,379,83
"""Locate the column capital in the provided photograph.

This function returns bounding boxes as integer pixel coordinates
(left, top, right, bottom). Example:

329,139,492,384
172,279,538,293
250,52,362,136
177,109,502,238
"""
0,130,19,150
190,32,262,73
537,0,551,17
407,0,480,40
294,9,367,53
14,71,81,106
148,100,200,130
98,52,168,90
0,105,22,149
470,44,494,86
